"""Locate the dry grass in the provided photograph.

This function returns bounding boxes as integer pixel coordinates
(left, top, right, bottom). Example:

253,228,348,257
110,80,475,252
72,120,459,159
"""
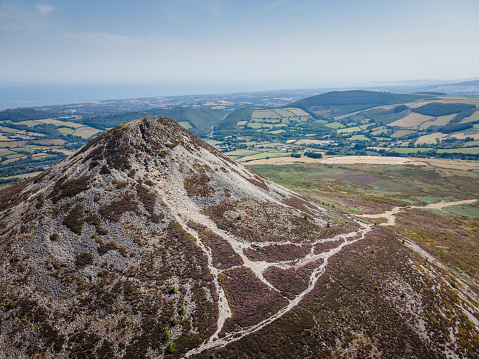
388,113,434,129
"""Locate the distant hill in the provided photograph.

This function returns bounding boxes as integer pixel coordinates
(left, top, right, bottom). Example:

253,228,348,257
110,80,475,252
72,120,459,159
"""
81,107,223,137
287,90,437,117
418,79,479,95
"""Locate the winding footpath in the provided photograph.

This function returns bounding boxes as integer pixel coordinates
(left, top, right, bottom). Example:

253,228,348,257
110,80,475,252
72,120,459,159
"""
180,196,478,357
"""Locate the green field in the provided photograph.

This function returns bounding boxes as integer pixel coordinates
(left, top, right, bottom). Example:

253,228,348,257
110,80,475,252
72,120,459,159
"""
437,147,479,154
178,121,193,129
338,126,362,133
250,152,290,159
349,135,369,141
392,147,434,154
325,122,345,129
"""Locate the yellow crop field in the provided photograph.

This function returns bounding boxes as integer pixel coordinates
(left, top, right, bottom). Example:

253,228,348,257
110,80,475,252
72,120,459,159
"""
0,149,14,156
287,108,311,117
388,113,433,129
273,109,295,117
36,119,84,128
419,114,455,130
72,126,101,139
416,132,446,145
460,110,479,124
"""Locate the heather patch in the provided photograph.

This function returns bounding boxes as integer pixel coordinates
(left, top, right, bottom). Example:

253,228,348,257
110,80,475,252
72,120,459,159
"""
263,266,309,299
243,243,311,262
188,222,243,269
219,267,288,330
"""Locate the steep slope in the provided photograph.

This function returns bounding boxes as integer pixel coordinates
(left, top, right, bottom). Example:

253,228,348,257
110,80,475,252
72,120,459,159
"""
0,117,478,358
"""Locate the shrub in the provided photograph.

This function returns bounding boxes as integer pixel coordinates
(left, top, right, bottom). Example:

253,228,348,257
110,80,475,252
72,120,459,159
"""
166,341,175,354
305,152,322,159
179,306,186,315
170,285,178,294
63,205,85,234
75,252,93,269
6,301,15,310
163,328,171,342
170,317,178,326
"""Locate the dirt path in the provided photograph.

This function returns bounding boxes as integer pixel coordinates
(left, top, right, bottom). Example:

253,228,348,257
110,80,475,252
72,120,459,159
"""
184,220,372,357
183,197,479,357
355,199,477,226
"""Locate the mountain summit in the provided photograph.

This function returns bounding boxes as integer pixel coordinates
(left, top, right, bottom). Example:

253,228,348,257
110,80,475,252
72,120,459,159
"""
0,117,478,358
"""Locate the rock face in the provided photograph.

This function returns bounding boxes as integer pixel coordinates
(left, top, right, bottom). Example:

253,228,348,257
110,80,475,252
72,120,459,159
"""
0,117,478,358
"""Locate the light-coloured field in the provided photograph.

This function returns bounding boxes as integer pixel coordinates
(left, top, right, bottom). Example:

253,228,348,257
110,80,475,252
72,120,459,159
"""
415,132,447,145
437,147,479,154
438,98,479,106
0,171,42,181
238,156,320,164
419,114,455,130
0,135,14,141
318,156,412,165
0,126,18,133
0,141,27,148
295,139,332,145
236,121,248,126
15,120,40,127
0,149,14,156
36,119,84,128
338,126,362,133
325,122,345,129
33,139,66,146
391,130,416,138
58,127,75,135
287,108,311,117
450,132,479,140
252,110,280,120
178,121,192,129
460,110,479,124
72,126,101,139
388,113,434,129
274,109,295,117
349,135,369,141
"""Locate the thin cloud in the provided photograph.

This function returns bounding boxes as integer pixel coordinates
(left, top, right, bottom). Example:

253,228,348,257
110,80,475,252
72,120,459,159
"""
35,3,55,16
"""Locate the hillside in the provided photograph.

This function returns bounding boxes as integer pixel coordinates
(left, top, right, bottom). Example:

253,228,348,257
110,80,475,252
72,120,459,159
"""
287,90,436,117
0,117,478,358
210,91,479,163
81,107,222,137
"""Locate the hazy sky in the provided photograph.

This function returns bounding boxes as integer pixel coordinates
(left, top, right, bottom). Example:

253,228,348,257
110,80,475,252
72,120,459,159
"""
1,0,478,90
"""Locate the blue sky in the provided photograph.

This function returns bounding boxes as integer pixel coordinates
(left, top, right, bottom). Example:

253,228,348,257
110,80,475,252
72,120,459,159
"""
1,0,478,91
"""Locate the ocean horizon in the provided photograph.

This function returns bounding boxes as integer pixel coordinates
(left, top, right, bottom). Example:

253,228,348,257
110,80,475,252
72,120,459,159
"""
0,82,262,110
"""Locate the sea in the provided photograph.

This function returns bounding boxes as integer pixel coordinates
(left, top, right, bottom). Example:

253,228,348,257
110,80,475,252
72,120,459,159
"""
0,82,265,110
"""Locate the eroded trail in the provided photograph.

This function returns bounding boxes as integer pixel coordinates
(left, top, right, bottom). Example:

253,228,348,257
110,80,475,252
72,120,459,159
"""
355,199,477,226
183,217,372,357
180,197,479,357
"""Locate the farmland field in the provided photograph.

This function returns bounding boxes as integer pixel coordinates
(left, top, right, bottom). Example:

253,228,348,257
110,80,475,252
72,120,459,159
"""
388,113,433,128
415,132,446,145
418,114,455,130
